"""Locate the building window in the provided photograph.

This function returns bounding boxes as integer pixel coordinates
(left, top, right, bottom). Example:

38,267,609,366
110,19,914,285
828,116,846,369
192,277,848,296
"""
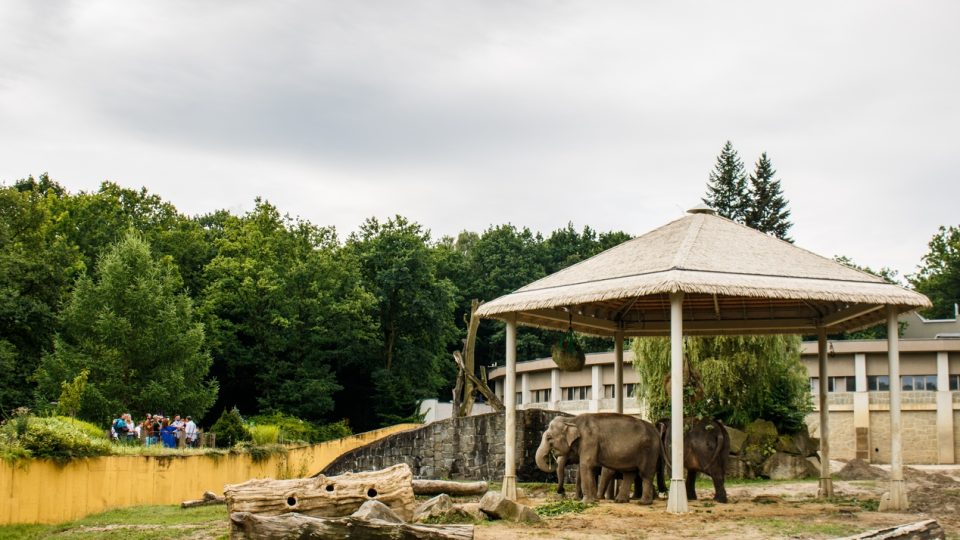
901,375,937,391
516,392,522,405
624,383,636,398
563,386,592,401
827,376,851,392
866,375,889,391
603,384,616,399
951,374,959,391
533,389,551,403
810,377,819,394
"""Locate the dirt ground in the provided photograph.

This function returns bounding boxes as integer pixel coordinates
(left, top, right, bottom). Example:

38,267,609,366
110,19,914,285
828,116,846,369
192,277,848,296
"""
475,462,960,540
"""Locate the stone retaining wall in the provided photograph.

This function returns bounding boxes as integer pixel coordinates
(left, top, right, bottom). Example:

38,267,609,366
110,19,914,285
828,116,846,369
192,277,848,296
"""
322,410,568,482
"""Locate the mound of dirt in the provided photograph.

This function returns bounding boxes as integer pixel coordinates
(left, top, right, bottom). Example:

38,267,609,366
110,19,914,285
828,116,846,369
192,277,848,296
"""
836,459,887,480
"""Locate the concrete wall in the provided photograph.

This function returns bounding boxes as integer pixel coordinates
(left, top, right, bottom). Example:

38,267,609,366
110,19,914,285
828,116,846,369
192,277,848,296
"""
322,410,566,483
0,424,417,525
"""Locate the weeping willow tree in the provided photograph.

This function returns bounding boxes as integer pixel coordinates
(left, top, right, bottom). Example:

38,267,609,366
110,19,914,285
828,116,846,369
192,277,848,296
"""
632,335,813,433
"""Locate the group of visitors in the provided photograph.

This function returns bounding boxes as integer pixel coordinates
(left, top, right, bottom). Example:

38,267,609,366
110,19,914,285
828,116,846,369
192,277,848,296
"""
110,413,200,448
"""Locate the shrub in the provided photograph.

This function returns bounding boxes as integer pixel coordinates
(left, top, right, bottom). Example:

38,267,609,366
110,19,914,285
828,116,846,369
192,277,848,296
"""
209,408,250,447
248,424,279,445
54,416,108,440
15,417,111,460
248,412,319,443
316,419,352,442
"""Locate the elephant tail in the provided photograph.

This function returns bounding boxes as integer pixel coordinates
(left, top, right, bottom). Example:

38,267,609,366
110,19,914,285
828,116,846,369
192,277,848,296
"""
704,419,726,471
658,420,671,470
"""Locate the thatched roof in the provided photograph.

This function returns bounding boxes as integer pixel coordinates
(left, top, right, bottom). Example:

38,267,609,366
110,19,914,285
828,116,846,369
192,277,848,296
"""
476,210,931,336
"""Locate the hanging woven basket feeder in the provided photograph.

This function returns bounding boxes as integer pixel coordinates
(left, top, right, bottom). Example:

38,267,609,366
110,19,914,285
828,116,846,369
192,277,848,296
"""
551,330,585,371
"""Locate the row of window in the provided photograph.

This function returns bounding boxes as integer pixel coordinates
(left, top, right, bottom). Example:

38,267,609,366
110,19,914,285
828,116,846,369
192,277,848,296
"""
517,383,638,404
810,374,960,393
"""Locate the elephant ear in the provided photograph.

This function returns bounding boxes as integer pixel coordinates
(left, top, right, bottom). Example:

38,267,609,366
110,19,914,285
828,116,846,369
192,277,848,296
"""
563,422,580,447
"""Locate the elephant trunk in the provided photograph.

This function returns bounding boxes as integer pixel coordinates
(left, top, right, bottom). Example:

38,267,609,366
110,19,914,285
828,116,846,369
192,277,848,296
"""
535,439,554,473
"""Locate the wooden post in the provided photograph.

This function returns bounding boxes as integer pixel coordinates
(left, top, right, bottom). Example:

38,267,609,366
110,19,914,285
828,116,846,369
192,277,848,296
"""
666,292,688,514
880,306,909,511
614,330,624,414
817,326,833,497
462,299,480,416
503,314,518,501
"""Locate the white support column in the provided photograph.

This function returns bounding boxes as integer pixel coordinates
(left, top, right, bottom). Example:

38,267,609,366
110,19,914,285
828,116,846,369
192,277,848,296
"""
520,373,530,410
935,352,955,464
551,368,561,411
503,315,518,501
817,327,833,497
880,306,908,511
853,352,870,461
614,330,624,414
589,365,601,412
667,292,688,514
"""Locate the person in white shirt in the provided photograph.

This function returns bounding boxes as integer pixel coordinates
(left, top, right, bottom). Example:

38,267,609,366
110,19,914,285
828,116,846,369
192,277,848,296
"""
184,416,198,448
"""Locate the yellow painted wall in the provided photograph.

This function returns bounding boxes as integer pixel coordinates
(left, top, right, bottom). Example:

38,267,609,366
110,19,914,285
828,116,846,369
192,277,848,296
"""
0,423,419,525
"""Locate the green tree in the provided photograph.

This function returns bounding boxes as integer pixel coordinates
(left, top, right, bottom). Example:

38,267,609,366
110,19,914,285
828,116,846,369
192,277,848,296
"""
56,369,89,418
703,141,749,223
33,232,217,424
745,152,793,242
632,335,812,433
347,216,458,426
833,255,902,339
0,176,84,411
201,201,376,424
910,225,960,319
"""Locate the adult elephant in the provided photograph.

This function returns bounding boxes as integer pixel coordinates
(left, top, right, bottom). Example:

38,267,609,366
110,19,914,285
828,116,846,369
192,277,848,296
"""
656,418,730,503
536,413,660,503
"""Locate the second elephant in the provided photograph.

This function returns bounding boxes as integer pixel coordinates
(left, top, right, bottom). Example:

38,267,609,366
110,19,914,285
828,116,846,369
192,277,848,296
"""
656,417,730,503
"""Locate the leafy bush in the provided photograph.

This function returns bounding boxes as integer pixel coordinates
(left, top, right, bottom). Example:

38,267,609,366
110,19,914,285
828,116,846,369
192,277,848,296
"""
54,416,108,440
248,424,279,445
209,408,250,447
248,412,319,443
0,416,111,461
316,419,352,442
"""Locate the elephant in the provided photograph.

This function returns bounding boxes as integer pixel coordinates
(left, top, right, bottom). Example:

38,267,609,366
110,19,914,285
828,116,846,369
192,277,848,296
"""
656,418,730,503
554,447,617,500
536,413,661,503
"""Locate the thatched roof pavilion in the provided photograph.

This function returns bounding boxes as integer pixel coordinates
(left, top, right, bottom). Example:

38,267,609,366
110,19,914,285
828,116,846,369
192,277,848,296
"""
478,206,930,513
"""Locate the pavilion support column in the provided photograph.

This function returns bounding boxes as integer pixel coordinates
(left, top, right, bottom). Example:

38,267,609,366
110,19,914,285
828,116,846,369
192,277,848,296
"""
614,330,624,414
666,292,688,514
503,315,518,501
817,327,833,498
880,306,908,511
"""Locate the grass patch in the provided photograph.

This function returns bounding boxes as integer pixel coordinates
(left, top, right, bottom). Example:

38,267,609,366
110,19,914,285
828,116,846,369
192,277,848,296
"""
535,499,596,517
746,517,859,538
0,504,228,540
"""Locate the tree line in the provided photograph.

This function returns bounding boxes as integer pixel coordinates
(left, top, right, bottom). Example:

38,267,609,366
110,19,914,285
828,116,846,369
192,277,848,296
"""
2,142,956,432
0,175,630,431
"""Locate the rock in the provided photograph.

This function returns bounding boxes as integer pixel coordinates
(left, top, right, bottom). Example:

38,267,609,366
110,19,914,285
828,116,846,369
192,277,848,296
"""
414,494,453,522
725,426,748,454
836,458,887,481
456,503,487,522
777,429,818,457
479,491,542,523
761,452,819,480
806,456,821,474
725,455,755,479
744,419,778,447
351,500,404,524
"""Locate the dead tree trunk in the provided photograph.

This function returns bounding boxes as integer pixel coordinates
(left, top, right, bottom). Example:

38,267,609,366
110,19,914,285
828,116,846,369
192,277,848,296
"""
225,463,416,522
230,512,474,540
461,299,480,416
412,479,488,496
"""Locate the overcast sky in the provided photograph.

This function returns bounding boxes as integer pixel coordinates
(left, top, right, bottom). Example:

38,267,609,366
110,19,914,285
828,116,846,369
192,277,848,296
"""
1,1,958,280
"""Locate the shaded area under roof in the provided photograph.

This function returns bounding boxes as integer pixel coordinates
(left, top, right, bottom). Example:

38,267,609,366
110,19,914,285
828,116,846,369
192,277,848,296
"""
477,211,931,336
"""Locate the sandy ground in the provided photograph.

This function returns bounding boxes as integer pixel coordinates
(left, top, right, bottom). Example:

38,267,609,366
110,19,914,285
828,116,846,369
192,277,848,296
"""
474,463,960,540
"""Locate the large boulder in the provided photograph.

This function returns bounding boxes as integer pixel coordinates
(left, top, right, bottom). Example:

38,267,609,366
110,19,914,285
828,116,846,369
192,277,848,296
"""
455,502,488,522
725,425,748,454
777,428,818,457
725,455,755,479
743,420,779,469
479,492,541,523
351,500,404,524
413,494,453,522
761,452,819,480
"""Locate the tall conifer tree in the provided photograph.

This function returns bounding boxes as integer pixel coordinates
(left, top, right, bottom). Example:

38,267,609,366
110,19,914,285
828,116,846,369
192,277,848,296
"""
746,152,793,242
702,141,749,223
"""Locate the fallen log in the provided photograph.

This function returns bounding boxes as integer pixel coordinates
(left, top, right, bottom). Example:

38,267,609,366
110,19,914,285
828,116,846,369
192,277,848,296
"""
230,512,474,540
225,463,416,522
835,519,944,540
412,479,488,497
182,490,226,508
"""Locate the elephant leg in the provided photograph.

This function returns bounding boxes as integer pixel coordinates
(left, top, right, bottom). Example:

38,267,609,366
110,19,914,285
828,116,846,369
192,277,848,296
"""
580,461,599,503
575,467,583,500
633,473,643,500
615,471,635,503
686,470,698,501
556,455,567,496
712,471,728,503
604,471,617,500
656,454,668,494
598,468,615,500
638,476,655,505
